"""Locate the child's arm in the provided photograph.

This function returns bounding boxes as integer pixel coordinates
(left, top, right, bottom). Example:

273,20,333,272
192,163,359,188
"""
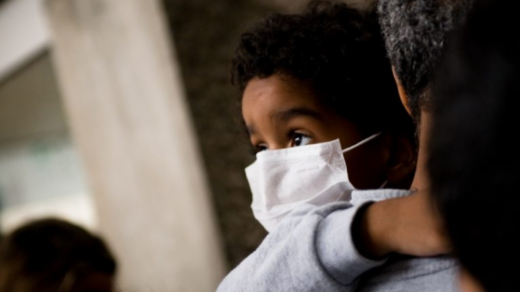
217,191,450,292
355,191,451,259
217,202,387,292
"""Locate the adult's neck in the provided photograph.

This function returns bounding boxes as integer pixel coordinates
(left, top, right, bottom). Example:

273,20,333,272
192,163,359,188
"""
410,111,432,191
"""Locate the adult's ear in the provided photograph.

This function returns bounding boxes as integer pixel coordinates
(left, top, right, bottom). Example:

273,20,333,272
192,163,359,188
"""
382,132,417,189
392,67,412,117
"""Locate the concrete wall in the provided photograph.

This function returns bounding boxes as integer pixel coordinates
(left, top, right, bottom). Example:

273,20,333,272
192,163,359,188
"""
163,0,272,268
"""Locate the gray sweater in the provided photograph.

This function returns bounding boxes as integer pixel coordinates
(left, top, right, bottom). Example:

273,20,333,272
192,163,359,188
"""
217,189,458,292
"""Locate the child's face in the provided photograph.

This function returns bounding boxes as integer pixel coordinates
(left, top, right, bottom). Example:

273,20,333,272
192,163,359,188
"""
242,74,388,189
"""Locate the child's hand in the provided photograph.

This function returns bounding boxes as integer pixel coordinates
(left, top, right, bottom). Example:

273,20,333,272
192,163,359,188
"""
354,191,451,259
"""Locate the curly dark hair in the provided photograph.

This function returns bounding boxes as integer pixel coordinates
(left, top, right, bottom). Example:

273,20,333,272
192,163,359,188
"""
231,0,413,137
378,0,474,123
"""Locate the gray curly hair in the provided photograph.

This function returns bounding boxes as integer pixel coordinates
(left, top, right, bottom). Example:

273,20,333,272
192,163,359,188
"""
378,0,473,122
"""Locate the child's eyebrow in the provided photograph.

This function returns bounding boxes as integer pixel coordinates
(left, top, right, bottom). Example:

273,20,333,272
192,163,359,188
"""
273,107,324,122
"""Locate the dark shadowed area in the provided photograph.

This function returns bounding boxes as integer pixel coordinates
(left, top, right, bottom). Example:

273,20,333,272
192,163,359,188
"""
162,0,273,268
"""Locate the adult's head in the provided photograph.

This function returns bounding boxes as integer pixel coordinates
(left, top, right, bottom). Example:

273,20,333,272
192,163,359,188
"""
0,218,117,292
378,0,474,123
232,0,416,189
428,0,519,291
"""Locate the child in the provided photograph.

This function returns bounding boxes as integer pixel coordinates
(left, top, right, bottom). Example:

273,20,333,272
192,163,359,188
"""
216,2,456,292
232,1,416,232
217,0,471,291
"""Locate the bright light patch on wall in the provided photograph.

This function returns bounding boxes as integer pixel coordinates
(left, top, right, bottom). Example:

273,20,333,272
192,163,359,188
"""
1,192,97,232
0,52,95,234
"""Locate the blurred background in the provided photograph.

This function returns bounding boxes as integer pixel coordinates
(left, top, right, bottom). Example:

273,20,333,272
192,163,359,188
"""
0,0,373,291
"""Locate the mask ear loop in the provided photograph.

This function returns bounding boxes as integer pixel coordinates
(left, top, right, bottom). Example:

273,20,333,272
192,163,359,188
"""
341,132,387,188
341,132,382,153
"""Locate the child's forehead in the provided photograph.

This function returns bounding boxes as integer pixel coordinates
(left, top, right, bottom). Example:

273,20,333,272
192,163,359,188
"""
241,75,362,137
241,75,362,142
242,75,323,115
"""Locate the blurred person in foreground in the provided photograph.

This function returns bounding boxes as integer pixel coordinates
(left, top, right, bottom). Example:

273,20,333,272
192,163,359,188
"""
428,0,520,291
0,218,117,292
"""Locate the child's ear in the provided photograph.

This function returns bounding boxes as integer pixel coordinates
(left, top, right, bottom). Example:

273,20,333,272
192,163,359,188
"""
383,133,417,188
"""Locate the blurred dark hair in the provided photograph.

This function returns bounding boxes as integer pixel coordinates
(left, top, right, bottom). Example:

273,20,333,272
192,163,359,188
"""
428,0,519,290
231,0,413,137
378,0,473,123
0,218,116,292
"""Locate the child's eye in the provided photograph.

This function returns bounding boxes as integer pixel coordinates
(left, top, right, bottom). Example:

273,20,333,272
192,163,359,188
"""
292,133,312,147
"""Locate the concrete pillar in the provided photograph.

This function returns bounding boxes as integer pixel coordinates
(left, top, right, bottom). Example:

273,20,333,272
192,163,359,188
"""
44,0,226,291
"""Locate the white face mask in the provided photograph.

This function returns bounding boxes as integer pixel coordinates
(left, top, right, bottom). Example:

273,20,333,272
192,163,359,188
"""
245,133,382,232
